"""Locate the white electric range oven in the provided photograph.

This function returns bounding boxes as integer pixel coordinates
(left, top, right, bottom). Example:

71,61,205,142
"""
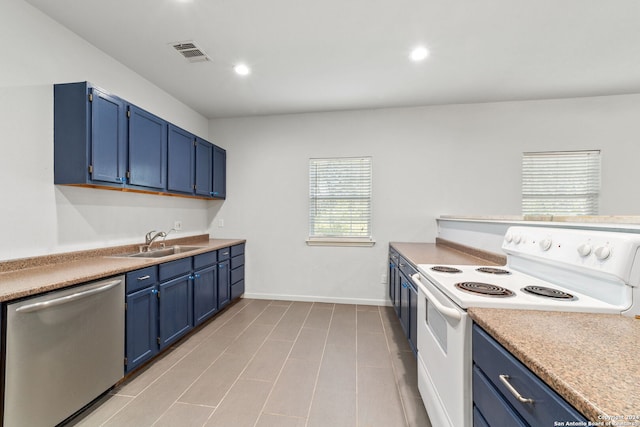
410,226,640,427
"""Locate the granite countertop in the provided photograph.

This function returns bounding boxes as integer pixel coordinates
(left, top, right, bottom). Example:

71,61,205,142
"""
469,307,640,422
390,239,505,266
0,236,245,302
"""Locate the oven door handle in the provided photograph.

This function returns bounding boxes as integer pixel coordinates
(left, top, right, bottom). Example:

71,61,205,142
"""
411,273,461,323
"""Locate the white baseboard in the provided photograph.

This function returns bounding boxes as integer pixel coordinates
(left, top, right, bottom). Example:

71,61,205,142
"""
243,292,391,307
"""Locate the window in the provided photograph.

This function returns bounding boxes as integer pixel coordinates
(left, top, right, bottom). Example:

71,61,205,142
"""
522,150,601,216
308,156,373,246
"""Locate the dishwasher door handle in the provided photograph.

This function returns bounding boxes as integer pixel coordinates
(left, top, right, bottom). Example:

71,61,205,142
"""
16,279,123,313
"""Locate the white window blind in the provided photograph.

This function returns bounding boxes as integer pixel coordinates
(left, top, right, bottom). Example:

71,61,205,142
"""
522,150,601,216
308,157,372,244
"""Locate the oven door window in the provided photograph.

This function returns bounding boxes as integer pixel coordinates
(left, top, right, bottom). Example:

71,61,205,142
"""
426,297,448,353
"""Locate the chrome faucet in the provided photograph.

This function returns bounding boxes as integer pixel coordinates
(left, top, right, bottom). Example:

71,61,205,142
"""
144,230,167,249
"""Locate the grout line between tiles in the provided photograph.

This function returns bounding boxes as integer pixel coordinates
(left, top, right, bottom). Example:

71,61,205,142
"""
302,304,334,427
192,300,293,427
253,302,316,426
163,300,278,427
99,299,256,427
379,307,410,427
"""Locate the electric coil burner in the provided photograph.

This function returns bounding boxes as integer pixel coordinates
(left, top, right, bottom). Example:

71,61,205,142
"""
454,282,514,297
411,226,640,427
522,285,575,300
475,267,511,275
431,266,462,273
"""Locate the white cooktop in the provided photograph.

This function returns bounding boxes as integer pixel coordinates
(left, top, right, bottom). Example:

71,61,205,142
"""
416,264,630,313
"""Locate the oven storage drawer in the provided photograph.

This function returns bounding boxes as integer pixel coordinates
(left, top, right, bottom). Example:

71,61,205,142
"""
472,325,587,426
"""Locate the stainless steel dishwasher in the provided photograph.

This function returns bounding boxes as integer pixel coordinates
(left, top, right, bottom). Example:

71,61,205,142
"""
4,276,125,427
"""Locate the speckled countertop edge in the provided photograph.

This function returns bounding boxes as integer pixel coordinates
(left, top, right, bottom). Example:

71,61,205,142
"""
469,308,640,422
0,235,245,302
390,239,505,267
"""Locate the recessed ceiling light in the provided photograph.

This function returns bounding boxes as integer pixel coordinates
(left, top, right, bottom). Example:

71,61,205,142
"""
233,63,251,76
409,46,429,62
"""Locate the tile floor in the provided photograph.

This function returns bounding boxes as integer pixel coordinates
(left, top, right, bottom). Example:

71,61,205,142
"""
66,299,431,427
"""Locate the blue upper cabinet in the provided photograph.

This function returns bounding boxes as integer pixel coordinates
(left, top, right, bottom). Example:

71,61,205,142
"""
195,137,213,197
54,82,226,200
54,82,127,186
167,125,195,194
212,145,226,199
91,89,128,184
128,105,167,190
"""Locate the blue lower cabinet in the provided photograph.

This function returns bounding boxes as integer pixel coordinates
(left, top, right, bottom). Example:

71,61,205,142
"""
193,265,217,326
125,267,159,373
125,285,158,373
218,260,231,309
231,280,245,300
124,245,244,373
158,274,193,349
230,243,245,301
472,324,588,426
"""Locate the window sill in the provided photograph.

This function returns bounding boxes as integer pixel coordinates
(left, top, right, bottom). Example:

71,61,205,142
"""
306,237,376,247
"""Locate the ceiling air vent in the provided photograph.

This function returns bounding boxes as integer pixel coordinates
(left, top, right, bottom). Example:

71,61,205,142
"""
171,41,210,63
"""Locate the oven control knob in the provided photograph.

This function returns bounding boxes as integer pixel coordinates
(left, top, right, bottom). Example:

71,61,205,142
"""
594,246,612,261
577,243,592,257
513,234,522,244
539,238,552,251
505,233,513,243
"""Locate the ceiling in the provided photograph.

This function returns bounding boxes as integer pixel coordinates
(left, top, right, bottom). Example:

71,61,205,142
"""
25,0,640,119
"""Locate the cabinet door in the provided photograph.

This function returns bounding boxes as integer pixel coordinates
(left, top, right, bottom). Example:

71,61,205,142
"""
217,260,231,309
393,264,402,316
128,105,167,189
158,274,193,348
193,265,217,325
195,138,213,197
388,253,399,309
91,88,127,184
211,145,226,199
167,125,195,194
125,286,158,372
400,274,411,336
409,283,418,355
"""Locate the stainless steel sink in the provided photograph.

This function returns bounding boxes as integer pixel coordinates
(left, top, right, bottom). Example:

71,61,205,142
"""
117,245,205,258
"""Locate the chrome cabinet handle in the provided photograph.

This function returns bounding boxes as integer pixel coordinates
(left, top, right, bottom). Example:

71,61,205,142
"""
499,375,535,404
137,275,151,281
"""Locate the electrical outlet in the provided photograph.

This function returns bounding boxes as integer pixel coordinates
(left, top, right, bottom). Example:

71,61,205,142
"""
218,219,224,228
381,273,387,284
174,220,182,231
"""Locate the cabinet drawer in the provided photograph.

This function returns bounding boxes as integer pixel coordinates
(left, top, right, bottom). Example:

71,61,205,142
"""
159,257,192,281
231,280,244,300
472,325,587,426
473,406,490,427
126,266,158,293
230,243,245,257
473,366,527,427
398,256,417,278
231,266,244,284
193,251,217,269
231,254,245,270
389,248,400,264
217,247,231,261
